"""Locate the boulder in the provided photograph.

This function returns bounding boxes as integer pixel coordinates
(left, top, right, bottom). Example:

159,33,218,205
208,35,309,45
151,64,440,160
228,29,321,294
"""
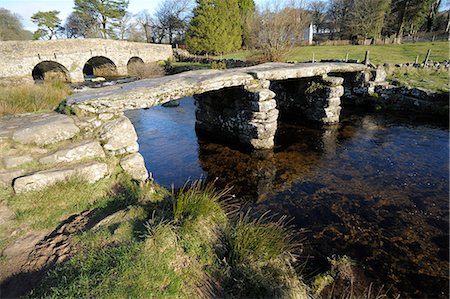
13,162,108,193
120,153,149,181
99,116,139,155
39,140,105,164
11,113,80,145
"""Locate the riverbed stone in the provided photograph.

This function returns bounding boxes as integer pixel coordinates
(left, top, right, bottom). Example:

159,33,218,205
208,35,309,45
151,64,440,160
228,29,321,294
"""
99,116,139,155
3,155,34,169
120,153,148,182
0,169,25,188
13,162,108,193
11,113,80,146
39,140,105,164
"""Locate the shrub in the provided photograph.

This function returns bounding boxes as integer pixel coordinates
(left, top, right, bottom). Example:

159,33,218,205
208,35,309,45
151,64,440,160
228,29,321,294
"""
211,61,226,70
127,62,165,79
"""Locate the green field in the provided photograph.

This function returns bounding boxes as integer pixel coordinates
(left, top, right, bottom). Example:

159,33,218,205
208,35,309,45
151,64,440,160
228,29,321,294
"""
224,41,449,65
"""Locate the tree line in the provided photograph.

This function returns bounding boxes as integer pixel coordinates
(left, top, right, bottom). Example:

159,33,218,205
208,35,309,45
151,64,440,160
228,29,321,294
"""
0,0,448,56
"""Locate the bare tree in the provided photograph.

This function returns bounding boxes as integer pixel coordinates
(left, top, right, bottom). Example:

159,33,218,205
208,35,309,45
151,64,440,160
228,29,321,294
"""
115,12,133,39
154,0,192,44
348,0,391,40
135,10,153,43
308,1,327,33
251,0,311,61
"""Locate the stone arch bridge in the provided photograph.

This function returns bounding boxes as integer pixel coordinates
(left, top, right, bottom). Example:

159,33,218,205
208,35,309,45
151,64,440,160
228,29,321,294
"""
0,39,172,82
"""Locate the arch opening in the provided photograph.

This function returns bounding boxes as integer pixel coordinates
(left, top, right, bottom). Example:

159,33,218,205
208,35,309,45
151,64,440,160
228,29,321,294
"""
127,56,145,77
32,61,71,83
83,56,118,79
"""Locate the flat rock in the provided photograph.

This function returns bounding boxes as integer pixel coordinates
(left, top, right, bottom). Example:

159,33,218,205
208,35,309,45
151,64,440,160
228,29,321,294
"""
39,140,105,164
13,162,108,193
0,169,25,188
99,116,139,155
3,113,80,145
2,155,34,169
120,153,148,181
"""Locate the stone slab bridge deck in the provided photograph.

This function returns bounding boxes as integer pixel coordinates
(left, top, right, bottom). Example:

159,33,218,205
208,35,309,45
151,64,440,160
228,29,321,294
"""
67,62,382,149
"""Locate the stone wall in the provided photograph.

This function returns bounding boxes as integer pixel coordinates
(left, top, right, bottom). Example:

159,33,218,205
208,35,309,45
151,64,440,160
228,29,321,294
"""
0,39,173,82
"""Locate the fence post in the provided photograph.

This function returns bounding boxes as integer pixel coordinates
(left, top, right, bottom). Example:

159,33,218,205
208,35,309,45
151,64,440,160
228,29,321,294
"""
363,50,370,66
345,52,349,62
415,55,419,64
423,49,431,66
312,52,315,63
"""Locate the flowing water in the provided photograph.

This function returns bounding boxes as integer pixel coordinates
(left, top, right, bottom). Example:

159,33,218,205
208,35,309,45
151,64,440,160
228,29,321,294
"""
125,97,449,298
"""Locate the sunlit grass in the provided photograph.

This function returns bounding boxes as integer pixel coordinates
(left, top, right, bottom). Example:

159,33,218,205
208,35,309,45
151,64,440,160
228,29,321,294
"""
224,41,449,65
386,66,449,92
0,81,71,116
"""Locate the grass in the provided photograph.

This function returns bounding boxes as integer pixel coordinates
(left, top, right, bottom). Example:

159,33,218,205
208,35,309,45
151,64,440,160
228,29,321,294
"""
23,180,308,298
224,41,449,65
0,81,71,116
386,66,449,92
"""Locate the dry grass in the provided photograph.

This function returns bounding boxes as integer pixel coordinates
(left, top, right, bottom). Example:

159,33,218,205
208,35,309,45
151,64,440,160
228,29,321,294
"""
0,81,71,116
127,62,165,79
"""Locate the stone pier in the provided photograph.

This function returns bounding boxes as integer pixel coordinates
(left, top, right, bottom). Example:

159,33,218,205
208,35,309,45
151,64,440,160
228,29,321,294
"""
195,81,278,149
303,76,345,124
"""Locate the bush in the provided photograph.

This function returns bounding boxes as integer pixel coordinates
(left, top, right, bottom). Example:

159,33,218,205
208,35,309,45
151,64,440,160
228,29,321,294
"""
0,81,71,116
127,62,165,79
211,61,227,70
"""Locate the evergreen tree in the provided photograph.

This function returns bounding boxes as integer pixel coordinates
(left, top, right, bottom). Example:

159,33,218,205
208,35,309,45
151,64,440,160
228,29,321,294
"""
389,0,435,37
30,11,62,40
73,0,129,39
186,0,242,54
238,0,255,47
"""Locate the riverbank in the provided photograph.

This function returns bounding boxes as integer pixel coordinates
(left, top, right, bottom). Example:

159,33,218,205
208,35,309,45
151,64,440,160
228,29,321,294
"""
1,173,380,298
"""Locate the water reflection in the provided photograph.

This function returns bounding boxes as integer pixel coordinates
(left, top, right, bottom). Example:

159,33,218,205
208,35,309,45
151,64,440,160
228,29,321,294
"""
126,97,449,298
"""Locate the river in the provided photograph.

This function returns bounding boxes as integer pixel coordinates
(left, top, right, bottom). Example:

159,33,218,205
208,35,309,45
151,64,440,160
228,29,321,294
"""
125,97,449,298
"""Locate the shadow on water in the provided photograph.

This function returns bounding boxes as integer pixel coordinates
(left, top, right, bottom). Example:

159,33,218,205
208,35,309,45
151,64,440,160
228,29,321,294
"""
125,97,449,298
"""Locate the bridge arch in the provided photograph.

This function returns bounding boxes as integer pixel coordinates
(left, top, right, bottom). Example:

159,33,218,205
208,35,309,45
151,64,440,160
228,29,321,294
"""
83,56,118,78
32,61,71,82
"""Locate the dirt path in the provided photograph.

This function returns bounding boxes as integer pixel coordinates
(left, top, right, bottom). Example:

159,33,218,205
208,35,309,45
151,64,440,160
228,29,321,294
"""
0,209,96,298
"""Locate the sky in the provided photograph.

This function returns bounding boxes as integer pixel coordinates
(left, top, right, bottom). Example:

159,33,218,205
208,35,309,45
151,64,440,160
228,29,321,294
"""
2,0,450,32
2,0,270,31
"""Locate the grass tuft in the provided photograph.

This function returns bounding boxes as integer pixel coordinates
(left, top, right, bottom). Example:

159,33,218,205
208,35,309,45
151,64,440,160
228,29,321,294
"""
221,210,306,298
0,81,71,116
